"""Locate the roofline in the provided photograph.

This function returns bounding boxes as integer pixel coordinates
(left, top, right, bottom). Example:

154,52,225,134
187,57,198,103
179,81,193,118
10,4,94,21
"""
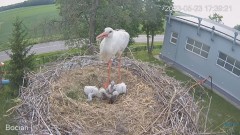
166,14,240,45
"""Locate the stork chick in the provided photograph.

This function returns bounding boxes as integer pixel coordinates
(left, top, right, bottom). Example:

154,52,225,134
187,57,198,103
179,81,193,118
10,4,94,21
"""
109,82,127,104
107,81,115,94
84,86,111,101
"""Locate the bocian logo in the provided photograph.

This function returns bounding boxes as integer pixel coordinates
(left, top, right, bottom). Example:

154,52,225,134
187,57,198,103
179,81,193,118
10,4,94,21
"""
6,124,28,131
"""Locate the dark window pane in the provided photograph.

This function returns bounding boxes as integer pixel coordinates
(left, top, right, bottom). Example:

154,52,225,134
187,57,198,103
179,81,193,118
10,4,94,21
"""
201,51,208,58
171,38,177,44
195,41,202,48
193,47,200,54
233,67,240,76
172,32,178,38
186,44,193,51
235,61,240,69
217,59,225,67
219,52,227,60
202,45,210,52
226,56,235,65
225,63,233,71
187,38,194,45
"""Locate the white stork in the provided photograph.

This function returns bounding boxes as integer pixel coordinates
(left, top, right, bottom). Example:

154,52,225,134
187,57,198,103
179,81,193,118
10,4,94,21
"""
96,27,130,88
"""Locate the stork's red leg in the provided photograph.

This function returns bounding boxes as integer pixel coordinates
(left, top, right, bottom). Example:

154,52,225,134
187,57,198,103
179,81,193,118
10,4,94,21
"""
103,59,112,89
108,59,112,84
118,54,122,83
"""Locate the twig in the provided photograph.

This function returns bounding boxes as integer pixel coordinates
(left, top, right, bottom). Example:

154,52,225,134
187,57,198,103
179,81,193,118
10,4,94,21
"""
204,96,212,132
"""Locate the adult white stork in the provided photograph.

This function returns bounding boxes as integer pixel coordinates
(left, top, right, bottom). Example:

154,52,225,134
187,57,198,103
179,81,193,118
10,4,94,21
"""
96,27,130,88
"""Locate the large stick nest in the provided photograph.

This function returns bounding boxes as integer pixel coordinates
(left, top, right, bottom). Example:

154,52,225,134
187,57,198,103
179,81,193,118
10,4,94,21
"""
14,56,206,135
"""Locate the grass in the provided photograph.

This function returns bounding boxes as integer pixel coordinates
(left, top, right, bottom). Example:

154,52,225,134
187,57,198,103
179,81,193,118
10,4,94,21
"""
0,86,17,135
165,66,240,133
0,4,61,51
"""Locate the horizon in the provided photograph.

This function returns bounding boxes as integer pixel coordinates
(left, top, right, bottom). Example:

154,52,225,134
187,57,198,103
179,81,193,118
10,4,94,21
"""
0,0,26,7
0,0,239,28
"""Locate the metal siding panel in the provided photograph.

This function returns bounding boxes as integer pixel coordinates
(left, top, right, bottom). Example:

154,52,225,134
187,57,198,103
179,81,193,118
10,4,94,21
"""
161,20,179,61
168,21,240,103
210,35,240,101
175,22,211,77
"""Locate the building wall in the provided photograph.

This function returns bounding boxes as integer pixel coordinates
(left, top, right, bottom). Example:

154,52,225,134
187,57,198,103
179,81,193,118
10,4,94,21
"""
161,18,240,105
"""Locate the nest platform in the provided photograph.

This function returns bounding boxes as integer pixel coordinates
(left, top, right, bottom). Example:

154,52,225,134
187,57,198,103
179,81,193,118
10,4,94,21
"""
13,56,207,135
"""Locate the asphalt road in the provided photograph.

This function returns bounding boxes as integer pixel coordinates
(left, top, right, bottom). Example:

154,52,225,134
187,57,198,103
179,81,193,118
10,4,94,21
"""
0,35,164,62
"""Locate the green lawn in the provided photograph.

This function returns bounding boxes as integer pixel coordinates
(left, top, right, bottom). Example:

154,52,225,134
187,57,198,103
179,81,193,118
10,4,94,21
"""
0,4,61,51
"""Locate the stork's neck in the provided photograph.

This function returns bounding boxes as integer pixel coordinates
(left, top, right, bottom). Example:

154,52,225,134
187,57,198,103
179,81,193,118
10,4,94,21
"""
105,31,114,40
103,36,113,44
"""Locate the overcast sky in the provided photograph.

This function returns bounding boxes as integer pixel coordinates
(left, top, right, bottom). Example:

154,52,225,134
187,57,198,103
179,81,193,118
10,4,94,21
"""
0,0,239,27
0,0,26,7
173,0,239,27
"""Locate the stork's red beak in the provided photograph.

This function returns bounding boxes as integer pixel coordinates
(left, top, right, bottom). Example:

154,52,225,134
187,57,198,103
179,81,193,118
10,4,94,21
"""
96,32,108,40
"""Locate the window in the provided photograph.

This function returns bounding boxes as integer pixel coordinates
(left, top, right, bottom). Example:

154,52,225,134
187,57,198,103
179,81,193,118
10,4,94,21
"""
170,32,178,45
217,52,240,76
185,38,210,58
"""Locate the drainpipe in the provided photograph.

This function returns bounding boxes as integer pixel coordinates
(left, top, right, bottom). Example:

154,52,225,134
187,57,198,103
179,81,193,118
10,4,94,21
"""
232,32,238,51
168,11,172,24
211,26,215,41
197,18,202,36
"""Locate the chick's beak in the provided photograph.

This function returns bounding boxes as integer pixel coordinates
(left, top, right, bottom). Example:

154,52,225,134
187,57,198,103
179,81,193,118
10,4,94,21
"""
96,32,108,40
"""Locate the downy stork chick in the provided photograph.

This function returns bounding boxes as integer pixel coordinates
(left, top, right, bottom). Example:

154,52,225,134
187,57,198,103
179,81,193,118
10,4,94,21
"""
99,87,112,100
84,86,111,101
107,81,115,94
109,82,127,104
84,86,99,101
113,82,127,94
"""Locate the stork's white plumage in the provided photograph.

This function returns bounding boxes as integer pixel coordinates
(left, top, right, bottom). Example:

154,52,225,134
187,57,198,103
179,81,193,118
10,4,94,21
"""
96,27,130,88
98,27,129,62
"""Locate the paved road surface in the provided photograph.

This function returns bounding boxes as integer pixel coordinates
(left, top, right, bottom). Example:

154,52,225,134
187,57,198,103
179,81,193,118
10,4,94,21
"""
0,35,164,62
134,34,164,43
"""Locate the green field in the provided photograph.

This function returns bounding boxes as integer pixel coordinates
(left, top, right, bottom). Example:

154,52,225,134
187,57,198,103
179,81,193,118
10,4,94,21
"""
0,4,61,51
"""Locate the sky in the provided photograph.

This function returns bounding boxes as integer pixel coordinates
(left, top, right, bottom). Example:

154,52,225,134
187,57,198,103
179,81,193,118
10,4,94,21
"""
0,0,239,27
0,0,26,7
173,0,240,27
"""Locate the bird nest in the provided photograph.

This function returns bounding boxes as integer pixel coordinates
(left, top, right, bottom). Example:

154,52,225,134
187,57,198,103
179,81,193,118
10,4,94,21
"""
12,56,208,135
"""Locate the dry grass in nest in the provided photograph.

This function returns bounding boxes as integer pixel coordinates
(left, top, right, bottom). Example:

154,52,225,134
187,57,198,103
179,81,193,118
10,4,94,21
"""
10,56,212,135
51,67,159,135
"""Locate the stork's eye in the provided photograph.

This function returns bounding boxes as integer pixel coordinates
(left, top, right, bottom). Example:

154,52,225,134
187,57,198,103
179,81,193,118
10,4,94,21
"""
109,31,112,33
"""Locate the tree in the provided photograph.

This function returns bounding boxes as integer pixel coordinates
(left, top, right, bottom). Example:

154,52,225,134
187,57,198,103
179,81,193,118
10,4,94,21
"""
234,25,240,31
142,0,173,53
56,0,98,52
96,0,142,37
56,0,142,52
7,17,35,94
209,13,223,23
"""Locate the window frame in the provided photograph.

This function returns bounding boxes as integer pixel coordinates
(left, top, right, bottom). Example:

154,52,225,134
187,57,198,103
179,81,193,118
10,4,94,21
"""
185,37,210,59
170,32,178,45
216,52,240,77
